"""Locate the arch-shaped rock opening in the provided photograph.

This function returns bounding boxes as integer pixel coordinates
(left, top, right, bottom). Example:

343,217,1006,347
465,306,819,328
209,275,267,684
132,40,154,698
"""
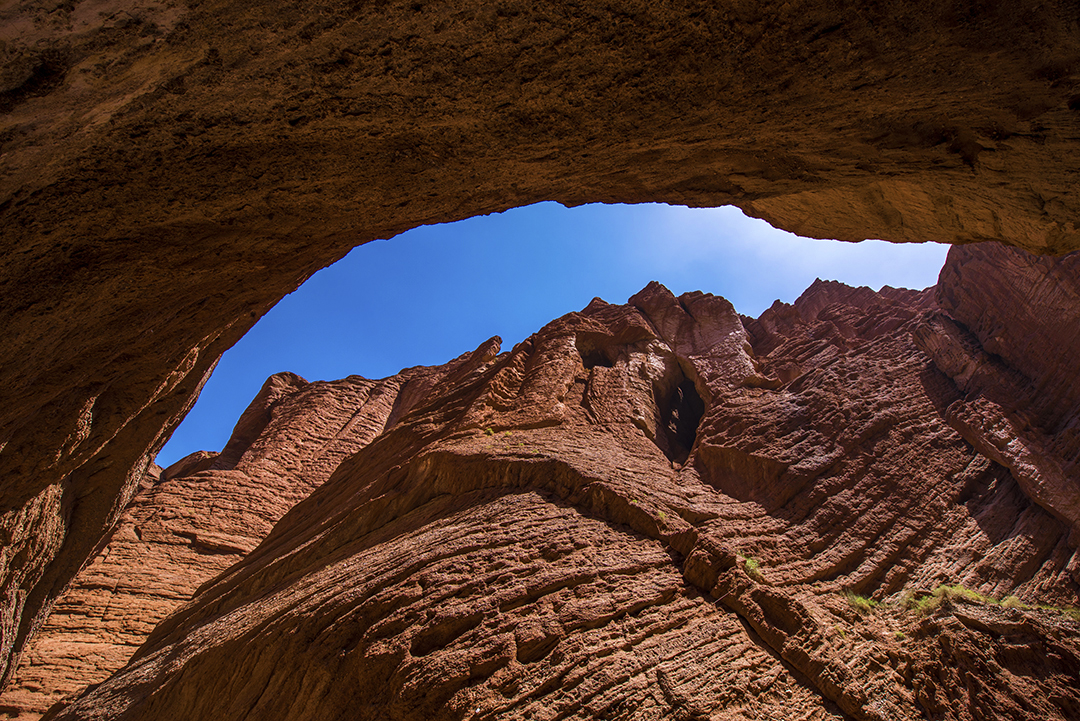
1,0,1079,692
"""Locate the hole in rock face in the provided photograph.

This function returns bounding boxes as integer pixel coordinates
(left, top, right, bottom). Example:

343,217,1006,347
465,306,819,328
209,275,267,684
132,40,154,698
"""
659,372,704,465
578,348,615,369
575,337,616,369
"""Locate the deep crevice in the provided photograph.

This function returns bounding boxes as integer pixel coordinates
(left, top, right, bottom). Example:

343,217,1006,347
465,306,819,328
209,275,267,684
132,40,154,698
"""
659,373,704,465
580,349,614,369
0,52,69,113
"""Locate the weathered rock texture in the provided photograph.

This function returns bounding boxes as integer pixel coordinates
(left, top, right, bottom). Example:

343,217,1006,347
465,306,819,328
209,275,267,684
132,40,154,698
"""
0,351,500,718
2,0,1080,684
21,242,1077,721
917,244,1080,539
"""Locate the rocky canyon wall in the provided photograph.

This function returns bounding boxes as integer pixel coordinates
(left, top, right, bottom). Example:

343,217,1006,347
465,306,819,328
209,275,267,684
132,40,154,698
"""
4,242,1075,720
0,347,500,718
2,0,1080,688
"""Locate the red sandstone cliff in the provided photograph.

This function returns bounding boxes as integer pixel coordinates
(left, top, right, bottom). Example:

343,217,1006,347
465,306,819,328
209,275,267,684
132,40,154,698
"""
0,242,1072,720
2,2,1079,683
0,353,498,718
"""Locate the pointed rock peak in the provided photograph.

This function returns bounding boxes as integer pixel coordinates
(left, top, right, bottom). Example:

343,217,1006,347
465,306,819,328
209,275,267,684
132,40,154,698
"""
878,285,939,311
404,336,502,378
794,277,854,303
473,335,502,363
793,278,878,320
212,371,309,471
625,282,758,390
676,290,738,318
677,289,707,304
628,280,677,311
582,297,611,313
749,298,803,336
266,371,310,390
629,282,685,341
461,336,503,374
422,335,502,385
631,283,736,323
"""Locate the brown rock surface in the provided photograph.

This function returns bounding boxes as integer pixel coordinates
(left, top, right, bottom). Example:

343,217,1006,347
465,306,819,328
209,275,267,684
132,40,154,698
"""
0,354,493,718
32,243,1080,720
2,0,1080,683
914,245,1080,538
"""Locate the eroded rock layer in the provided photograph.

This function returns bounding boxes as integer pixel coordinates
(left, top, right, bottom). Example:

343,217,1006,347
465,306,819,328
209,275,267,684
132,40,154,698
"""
24,242,1078,721
2,0,1080,682
0,354,496,718
918,244,1080,538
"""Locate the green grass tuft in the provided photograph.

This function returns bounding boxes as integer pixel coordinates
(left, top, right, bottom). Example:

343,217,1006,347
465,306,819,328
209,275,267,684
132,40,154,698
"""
1036,604,1080,622
902,585,1080,622
910,594,941,615
907,584,995,615
843,592,878,614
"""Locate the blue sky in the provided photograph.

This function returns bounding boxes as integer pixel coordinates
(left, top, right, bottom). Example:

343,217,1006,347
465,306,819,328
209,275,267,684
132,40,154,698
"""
158,202,949,468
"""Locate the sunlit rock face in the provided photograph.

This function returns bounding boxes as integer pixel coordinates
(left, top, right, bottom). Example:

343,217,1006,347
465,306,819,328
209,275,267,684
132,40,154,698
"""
1,0,1079,689
9,243,1075,721
0,354,498,719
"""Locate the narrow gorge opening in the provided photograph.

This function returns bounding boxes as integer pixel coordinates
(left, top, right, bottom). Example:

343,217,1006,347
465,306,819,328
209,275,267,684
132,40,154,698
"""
156,202,949,469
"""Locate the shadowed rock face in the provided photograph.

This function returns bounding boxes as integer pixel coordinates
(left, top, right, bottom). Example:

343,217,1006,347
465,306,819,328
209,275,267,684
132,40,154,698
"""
11,243,1075,720
2,0,1080,690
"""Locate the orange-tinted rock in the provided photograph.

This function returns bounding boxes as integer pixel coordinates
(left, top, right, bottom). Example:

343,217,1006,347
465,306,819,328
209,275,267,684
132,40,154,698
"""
0,354,492,718
2,0,1080,684
39,245,1080,720
159,451,217,483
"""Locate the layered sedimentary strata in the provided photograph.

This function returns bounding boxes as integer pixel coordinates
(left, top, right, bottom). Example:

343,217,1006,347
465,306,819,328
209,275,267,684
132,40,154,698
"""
2,0,1080,681
0,354,497,718
23,242,1078,721
915,244,1080,539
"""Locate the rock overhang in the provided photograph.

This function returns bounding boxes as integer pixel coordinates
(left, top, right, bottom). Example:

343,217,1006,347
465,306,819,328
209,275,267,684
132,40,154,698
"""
1,0,1080,692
